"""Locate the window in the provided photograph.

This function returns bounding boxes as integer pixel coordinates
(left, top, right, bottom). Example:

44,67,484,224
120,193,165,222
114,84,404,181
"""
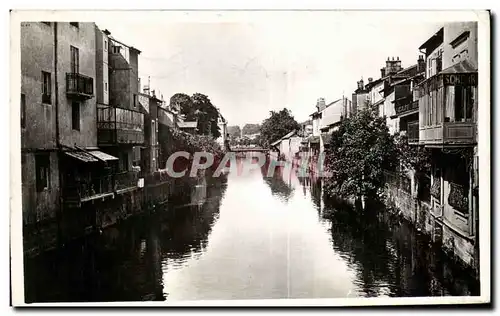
450,31,470,49
105,82,108,92
35,154,50,192
70,22,79,28
42,71,51,104
436,56,442,73
70,46,79,74
113,46,121,54
454,86,474,122
104,40,107,51
72,102,80,131
21,94,26,128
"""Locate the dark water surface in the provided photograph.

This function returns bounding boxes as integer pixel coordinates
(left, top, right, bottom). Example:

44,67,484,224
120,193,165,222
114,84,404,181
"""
24,157,479,302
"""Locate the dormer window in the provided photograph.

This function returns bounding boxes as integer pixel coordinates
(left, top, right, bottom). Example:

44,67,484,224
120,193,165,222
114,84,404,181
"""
113,46,121,54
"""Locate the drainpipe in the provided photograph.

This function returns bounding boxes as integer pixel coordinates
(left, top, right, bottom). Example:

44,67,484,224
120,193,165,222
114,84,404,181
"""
54,22,60,149
54,22,63,246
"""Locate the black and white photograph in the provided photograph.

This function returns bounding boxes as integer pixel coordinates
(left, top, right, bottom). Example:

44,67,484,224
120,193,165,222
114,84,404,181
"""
9,10,490,306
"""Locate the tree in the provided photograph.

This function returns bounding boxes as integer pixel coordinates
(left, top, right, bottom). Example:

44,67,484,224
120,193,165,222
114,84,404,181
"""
191,93,221,138
323,107,399,204
260,108,300,147
170,93,193,116
169,92,221,139
242,123,261,136
227,125,242,138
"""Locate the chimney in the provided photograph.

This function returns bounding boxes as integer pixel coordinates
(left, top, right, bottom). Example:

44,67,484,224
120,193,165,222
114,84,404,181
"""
417,55,426,73
381,67,386,78
317,98,326,111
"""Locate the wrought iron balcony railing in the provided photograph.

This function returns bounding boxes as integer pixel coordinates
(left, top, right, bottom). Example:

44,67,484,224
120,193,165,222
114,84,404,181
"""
66,73,94,99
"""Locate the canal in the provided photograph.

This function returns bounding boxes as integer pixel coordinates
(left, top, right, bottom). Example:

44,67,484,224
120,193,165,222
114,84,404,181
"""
24,157,479,302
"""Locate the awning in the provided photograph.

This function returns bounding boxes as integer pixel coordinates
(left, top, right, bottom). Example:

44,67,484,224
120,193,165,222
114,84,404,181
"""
90,150,119,161
440,59,476,74
64,150,118,163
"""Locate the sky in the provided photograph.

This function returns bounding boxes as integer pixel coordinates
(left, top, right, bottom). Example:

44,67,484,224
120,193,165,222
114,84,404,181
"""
95,12,441,127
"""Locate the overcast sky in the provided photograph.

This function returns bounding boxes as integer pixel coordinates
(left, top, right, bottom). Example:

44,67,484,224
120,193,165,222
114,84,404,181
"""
95,12,441,127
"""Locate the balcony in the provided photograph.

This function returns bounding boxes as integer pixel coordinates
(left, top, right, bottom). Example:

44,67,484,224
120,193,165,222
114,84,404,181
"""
395,100,419,117
97,106,145,146
419,121,476,147
407,121,419,145
63,174,115,207
66,73,94,99
416,68,477,147
114,171,140,194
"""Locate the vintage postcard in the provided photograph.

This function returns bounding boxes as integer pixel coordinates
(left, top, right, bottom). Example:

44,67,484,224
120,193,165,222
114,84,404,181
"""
9,10,491,307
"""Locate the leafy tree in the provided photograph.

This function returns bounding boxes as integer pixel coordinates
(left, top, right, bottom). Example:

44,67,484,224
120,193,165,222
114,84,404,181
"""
260,108,300,147
227,125,242,138
170,93,193,115
242,123,261,136
168,92,221,139
323,107,399,204
191,93,221,138
394,133,432,177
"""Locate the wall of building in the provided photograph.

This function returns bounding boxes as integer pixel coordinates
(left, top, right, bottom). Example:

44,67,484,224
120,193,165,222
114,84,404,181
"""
381,90,398,134
57,22,97,149
442,22,478,70
312,115,321,137
21,151,60,225
95,27,109,105
21,22,57,150
109,53,133,109
426,43,444,78
368,81,385,107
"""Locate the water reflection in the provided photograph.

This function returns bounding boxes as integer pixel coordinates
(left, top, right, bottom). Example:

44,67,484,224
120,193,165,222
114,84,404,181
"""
260,160,294,203
24,157,479,303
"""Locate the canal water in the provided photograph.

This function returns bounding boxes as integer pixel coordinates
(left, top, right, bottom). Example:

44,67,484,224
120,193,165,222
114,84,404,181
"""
24,157,479,302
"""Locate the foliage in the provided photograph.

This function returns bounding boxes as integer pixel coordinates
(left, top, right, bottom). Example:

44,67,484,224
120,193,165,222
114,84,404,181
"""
323,107,399,202
394,133,432,178
227,125,242,138
242,123,261,136
169,92,221,138
158,126,225,174
260,108,300,147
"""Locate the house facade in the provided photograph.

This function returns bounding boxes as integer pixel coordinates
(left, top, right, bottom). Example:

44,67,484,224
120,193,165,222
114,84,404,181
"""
415,22,479,269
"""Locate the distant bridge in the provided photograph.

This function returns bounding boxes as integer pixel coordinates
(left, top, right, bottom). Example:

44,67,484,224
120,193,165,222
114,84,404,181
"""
230,146,269,152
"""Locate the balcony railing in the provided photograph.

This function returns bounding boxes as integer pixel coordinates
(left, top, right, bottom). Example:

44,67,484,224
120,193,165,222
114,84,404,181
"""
407,121,419,144
146,170,171,185
66,73,94,99
97,106,145,145
114,171,140,193
419,121,476,147
395,100,419,116
63,175,115,206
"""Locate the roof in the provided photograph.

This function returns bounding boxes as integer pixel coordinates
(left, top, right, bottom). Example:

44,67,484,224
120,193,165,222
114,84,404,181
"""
269,130,298,147
440,59,477,74
64,150,118,163
418,27,444,50
178,121,198,129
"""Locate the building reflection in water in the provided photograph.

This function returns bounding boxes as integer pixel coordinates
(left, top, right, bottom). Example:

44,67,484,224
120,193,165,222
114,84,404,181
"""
24,173,228,303
260,159,295,203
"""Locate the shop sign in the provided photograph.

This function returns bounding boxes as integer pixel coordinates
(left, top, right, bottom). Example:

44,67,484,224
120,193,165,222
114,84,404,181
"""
443,73,477,86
